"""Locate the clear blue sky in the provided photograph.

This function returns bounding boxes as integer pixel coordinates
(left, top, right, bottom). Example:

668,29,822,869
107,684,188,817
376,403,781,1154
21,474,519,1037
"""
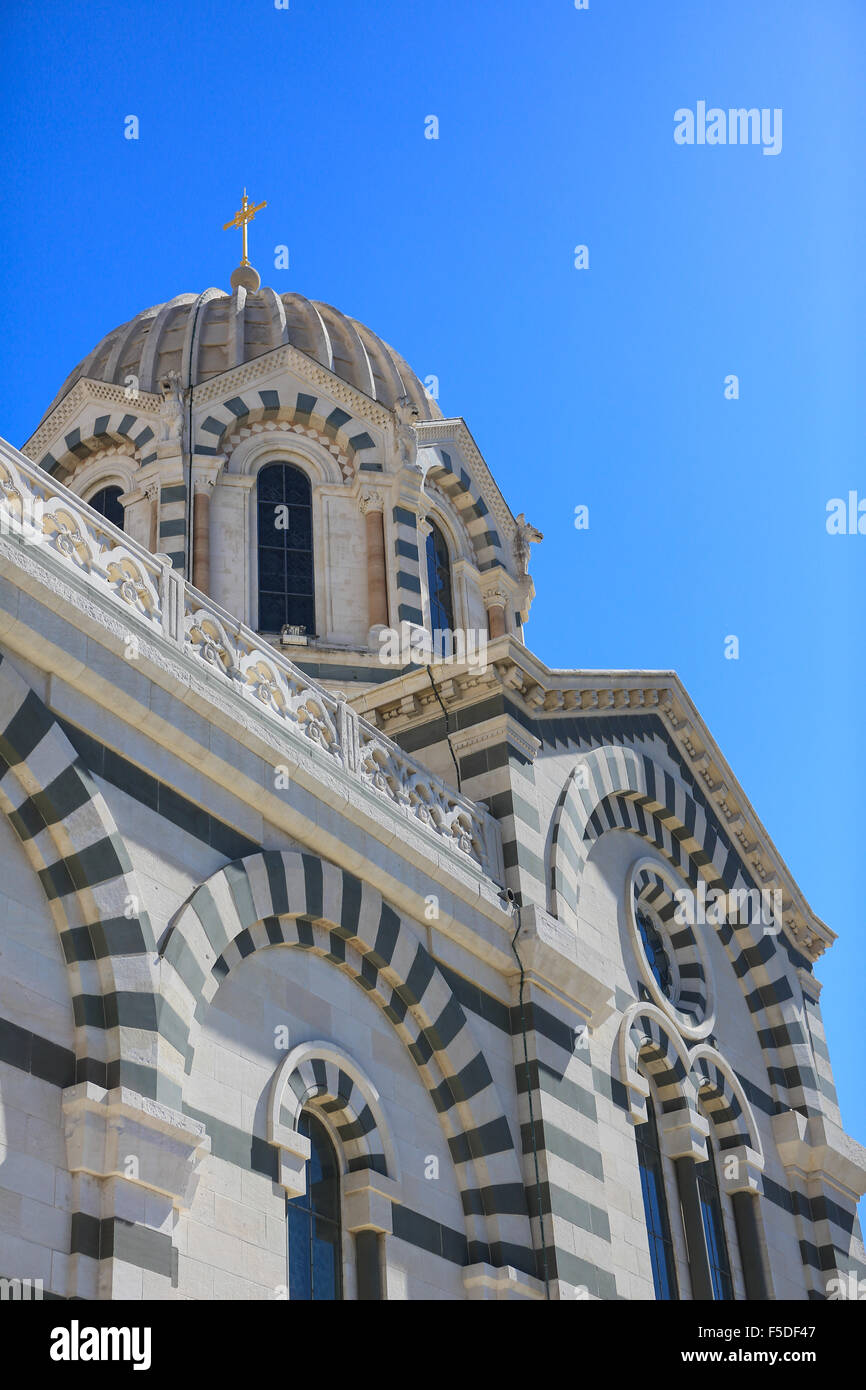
1,1,863,1153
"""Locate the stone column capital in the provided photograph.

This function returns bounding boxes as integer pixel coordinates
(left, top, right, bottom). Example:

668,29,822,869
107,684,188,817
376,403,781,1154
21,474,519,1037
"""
481,584,509,611
358,489,385,515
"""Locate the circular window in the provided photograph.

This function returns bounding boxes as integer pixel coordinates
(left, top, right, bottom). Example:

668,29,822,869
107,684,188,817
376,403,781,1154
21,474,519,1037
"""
626,857,716,1040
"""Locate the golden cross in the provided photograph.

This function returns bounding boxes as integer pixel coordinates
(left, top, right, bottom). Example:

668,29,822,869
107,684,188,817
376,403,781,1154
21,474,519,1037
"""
223,188,267,266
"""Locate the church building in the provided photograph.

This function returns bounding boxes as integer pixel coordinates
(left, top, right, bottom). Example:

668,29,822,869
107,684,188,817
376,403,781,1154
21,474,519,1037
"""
0,209,863,1301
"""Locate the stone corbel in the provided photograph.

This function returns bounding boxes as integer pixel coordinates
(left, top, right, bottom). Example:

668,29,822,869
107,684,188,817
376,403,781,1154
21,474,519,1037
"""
462,1263,546,1300
509,903,616,1029
268,1121,312,1199
658,1106,710,1163
342,1170,401,1235
718,1144,765,1196
63,1082,210,1212
772,1110,866,1200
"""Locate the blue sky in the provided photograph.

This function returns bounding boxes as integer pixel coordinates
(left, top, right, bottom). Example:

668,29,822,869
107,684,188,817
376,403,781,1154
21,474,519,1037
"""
1,1,864,1152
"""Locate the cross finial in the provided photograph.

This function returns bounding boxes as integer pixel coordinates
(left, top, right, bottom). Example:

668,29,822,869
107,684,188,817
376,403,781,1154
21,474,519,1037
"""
223,188,267,268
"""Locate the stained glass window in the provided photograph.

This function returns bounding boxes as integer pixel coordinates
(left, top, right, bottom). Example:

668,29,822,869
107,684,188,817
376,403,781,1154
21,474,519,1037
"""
697,1136,734,1300
636,1094,679,1299
257,463,315,634
287,1112,342,1301
425,521,454,636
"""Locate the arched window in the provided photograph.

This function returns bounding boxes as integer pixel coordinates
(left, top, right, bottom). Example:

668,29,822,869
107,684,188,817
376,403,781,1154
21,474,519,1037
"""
696,1136,734,1299
287,1112,342,1301
636,1093,679,1299
257,463,315,634
425,520,454,635
88,485,124,531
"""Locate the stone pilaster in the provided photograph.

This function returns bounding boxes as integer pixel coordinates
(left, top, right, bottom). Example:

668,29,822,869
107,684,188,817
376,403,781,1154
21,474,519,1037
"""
62,1083,210,1299
359,489,389,640
773,1109,866,1298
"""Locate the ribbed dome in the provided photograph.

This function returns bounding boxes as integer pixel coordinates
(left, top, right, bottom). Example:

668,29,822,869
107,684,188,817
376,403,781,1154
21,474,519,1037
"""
39,287,441,427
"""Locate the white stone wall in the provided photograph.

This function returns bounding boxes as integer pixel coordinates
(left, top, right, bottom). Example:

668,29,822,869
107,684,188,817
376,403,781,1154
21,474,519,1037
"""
581,826,809,1300
176,945,468,1300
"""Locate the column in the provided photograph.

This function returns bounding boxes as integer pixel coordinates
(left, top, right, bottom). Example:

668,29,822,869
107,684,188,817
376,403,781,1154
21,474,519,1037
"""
359,490,389,637
480,568,513,642
192,478,212,594
342,1170,400,1301
146,482,159,552
483,585,508,639
659,1109,715,1300
719,1143,770,1300
773,1109,866,1298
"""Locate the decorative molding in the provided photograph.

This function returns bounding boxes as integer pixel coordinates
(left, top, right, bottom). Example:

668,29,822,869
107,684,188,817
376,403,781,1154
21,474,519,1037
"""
415,417,517,544
23,379,164,460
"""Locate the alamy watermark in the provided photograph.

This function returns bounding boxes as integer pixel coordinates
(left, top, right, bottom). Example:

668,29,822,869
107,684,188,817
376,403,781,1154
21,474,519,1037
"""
674,883,784,934
0,1277,43,1300
674,103,782,156
377,623,488,672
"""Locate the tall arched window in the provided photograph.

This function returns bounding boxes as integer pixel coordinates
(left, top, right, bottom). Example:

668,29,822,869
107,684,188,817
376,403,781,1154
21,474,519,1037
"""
287,1112,343,1301
636,1094,679,1299
257,463,315,634
696,1136,734,1299
425,520,454,634
88,485,124,531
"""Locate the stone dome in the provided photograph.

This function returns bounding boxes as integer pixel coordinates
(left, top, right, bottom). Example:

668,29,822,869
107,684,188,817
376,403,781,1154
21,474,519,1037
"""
39,287,442,427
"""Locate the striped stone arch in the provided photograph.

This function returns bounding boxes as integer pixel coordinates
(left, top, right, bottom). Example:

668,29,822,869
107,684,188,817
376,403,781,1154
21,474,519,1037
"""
631,863,711,1032
689,1044,764,1155
269,1041,399,1181
618,1002,698,1126
195,388,378,472
423,447,503,573
550,746,821,1120
0,651,158,1089
160,850,534,1272
40,412,158,481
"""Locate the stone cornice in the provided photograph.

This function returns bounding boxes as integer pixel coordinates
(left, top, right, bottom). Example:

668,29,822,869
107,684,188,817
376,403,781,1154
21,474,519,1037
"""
508,904,616,1027
350,636,834,962
772,1110,866,1201
25,340,395,465
23,379,164,460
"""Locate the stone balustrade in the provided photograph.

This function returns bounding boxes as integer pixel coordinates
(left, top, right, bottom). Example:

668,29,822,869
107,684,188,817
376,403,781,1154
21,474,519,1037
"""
0,437,503,882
